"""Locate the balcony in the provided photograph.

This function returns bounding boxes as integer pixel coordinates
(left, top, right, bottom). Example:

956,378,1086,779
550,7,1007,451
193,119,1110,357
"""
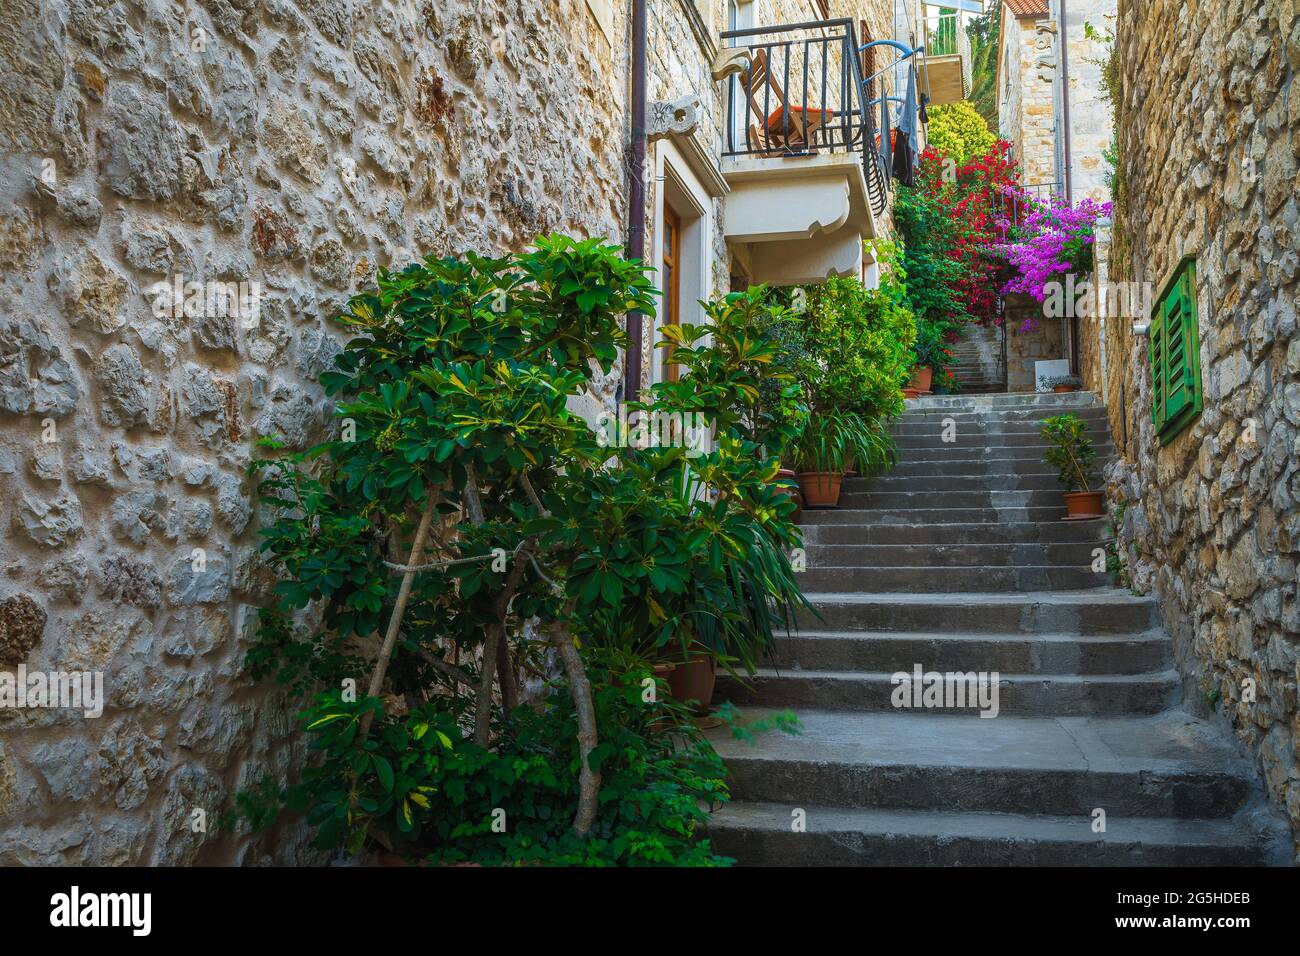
719,19,889,286
918,9,971,106
993,180,1064,238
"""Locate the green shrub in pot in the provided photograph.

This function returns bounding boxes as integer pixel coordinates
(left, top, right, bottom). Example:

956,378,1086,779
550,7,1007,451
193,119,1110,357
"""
1040,413,1104,518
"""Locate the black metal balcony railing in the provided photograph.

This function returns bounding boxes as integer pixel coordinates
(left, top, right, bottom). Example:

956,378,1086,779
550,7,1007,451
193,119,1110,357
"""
993,181,1065,238
721,18,890,217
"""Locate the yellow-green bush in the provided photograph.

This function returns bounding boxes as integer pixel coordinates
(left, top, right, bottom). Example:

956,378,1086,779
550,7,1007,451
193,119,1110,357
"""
926,101,995,167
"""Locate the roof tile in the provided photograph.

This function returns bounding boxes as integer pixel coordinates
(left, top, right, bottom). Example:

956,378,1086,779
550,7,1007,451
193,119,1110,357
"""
1005,0,1050,18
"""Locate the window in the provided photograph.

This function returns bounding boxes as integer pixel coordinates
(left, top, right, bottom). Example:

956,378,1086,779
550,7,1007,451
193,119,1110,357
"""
661,204,682,381
1149,257,1203,444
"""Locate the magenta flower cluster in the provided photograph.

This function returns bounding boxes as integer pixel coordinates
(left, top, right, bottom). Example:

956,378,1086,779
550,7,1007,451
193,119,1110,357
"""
1001,197,1112,331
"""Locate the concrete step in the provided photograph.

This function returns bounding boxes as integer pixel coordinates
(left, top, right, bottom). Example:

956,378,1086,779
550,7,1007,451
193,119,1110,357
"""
798,565,1112,592
802,541,1107,569
894,416,1107,434
797,591,1159,635
899,405,1102,421
717,667,1178,716
706,802,1271,866
799,506,1091,524
892,421,1110,437
910,392,1102,410
895,443,1114,462
772,629,1170,674
845,473,1080,493
875,458,1098,478
899,431,1112,450
798,519,1108,545
830,489,1087,510
708,711,1251,817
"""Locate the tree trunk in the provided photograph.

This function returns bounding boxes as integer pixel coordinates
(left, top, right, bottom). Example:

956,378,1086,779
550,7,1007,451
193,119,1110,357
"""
473,542,532,745
358,486,440,740
552,625,600,837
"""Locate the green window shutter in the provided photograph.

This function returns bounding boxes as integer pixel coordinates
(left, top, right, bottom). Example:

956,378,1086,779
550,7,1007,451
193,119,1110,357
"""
1163,283,1192,422
1149,302,1165,430
1152,259,1202,445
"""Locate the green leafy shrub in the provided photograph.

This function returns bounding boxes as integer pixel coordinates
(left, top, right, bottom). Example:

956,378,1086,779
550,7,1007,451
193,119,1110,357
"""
773,246,916,475
238,658,732,866
1040,414,1098,492
926,101,996,167
234,237,805,864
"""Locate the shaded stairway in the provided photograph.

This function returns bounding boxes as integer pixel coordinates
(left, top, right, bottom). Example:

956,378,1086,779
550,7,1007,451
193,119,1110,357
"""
707,392,1291,865
948,323,1005,394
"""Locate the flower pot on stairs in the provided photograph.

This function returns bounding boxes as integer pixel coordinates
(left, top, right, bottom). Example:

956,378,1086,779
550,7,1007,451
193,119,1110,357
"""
666,649,717,717
797,471,843,508
1063,490,1104,519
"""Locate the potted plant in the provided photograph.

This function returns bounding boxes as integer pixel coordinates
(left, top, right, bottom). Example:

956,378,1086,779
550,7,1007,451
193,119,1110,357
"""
1041,373,1084,393
790,409,872,507
1040,414,1103,518
665,644,717,718
909,320,954,395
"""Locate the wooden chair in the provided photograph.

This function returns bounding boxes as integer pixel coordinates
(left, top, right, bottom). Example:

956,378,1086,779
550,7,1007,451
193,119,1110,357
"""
740,48,835,155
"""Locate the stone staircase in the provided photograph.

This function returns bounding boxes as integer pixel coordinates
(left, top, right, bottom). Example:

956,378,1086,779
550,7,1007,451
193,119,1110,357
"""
707,392,1291,866
948,323,1004,394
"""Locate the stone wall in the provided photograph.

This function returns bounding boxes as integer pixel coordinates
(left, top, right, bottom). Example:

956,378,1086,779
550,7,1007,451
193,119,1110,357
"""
1062,0,1115,203
1003,295,1065,391
999,11,1058,187
1101,0,1300,852
0,0,628,865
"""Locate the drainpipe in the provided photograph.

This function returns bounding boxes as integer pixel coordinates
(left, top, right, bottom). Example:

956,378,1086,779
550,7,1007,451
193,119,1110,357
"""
1059,0,1073,203
1059,0,1078,373
623,0,648,401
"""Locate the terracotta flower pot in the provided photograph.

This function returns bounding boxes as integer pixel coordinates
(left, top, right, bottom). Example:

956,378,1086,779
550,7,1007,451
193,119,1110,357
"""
1063,490,1104,519
797,471,843,507
910,365,933,394
902,387,922,400
1052,384,1078,393
666,649,717,717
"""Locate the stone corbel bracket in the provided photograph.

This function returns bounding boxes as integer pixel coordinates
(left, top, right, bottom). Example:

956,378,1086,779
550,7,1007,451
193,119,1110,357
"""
711,47,752,81
648,94,702,142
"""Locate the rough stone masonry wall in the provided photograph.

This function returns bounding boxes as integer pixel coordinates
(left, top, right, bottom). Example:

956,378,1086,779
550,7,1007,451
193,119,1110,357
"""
1062,0,1115,203
0,0,627,865
1000,13,1058,187
1003,295,1065,391
1104,0,1300,852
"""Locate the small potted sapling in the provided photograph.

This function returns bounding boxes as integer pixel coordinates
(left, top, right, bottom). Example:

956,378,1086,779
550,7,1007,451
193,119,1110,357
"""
1041,373,1084,393
1040,414,1104,518
791,410,870,507
907,321,946,397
